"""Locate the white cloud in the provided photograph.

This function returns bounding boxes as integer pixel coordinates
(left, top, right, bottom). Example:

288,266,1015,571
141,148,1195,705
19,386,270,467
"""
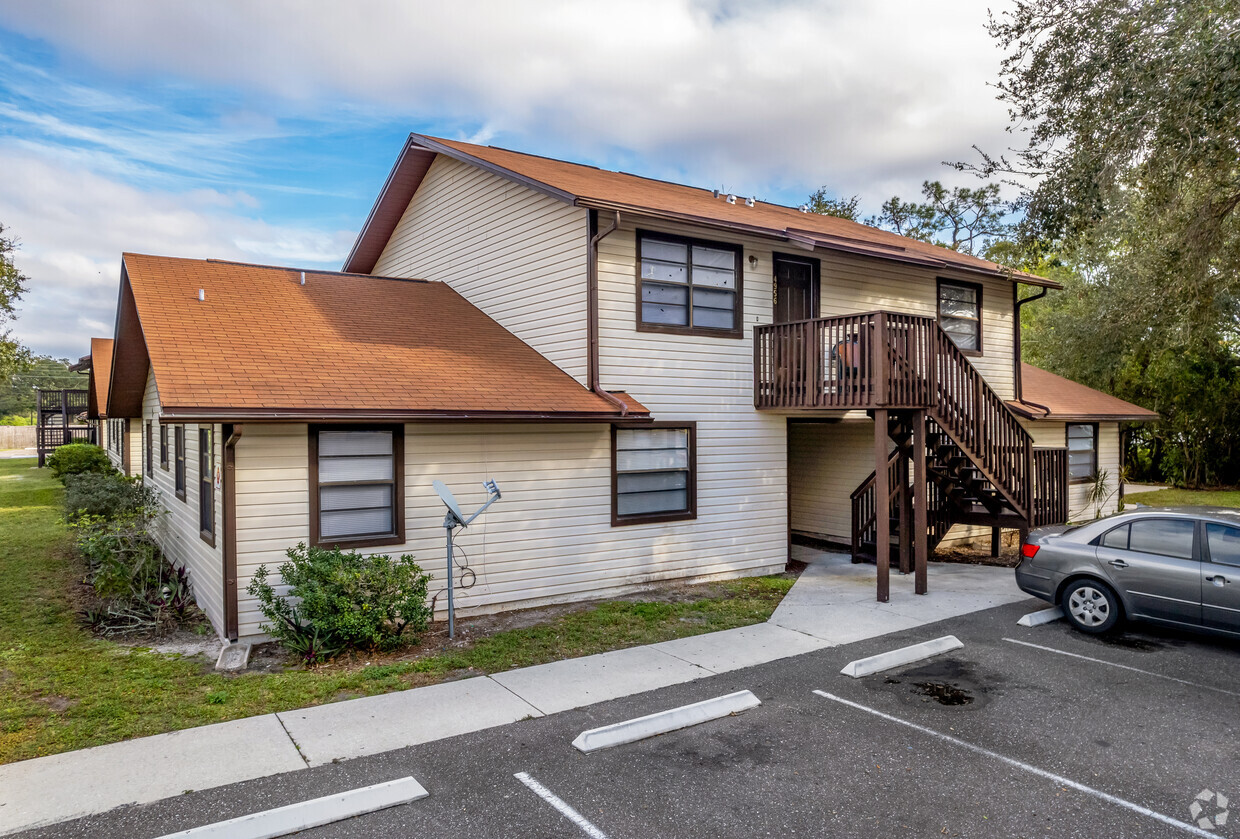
0,0,1017,203
0,147,352,359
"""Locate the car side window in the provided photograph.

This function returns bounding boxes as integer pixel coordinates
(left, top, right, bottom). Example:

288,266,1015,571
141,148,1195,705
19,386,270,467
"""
1205,523,1240,568
1100,524,1129,550
1127,519,1196,560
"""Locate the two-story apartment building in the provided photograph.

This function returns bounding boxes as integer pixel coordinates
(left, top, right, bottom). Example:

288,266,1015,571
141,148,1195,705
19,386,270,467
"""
85,135,1155,642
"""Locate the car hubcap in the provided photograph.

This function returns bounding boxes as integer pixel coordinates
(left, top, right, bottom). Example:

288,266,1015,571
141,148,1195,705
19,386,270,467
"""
1069,587,1109,627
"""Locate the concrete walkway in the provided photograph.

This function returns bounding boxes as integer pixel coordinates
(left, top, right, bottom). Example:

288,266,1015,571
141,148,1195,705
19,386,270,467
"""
1123,482,1168,496
0,549,1030,836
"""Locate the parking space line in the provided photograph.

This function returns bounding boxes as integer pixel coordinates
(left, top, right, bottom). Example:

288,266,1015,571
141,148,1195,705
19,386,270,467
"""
1002,638,1240,698
514,772,609,839
812,690,1215,837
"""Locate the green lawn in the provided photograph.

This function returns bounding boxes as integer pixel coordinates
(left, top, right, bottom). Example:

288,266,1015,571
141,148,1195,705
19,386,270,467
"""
0,457,793,765
1127,487,1240,508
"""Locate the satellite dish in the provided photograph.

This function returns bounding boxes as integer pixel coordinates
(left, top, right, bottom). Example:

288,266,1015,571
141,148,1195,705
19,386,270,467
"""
433,479,464,524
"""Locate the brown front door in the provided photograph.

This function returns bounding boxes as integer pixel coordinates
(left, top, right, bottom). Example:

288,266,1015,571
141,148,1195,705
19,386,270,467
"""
774,255,819,323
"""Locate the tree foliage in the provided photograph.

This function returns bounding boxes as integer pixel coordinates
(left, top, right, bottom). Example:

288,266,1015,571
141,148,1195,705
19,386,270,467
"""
980,0,1240,486
805,190,860,221
0,224,31,382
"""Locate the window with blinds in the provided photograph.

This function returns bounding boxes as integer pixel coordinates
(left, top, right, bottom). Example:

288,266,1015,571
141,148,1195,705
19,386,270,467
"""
1067,423,1098,483
312,427,404,546
938,280,982,353
199,427,214,545
638,233,741,336
612,425,696,525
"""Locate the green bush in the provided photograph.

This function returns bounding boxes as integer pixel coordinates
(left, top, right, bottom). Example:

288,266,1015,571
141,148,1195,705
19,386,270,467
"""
247,543,432,664
46,443,114,482
64,472,155,522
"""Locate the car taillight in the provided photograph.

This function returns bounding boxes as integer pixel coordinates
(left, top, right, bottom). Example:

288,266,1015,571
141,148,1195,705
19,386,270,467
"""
1021,543,1040,559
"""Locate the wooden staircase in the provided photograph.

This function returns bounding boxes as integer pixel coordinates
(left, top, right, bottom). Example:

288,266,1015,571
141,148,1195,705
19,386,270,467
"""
754,310,1069,593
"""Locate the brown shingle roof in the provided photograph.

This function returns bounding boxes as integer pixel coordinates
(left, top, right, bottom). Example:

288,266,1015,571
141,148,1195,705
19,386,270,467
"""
87,337,113,419
111,254,646,421
1009,364,1158,422
344,134,1061,291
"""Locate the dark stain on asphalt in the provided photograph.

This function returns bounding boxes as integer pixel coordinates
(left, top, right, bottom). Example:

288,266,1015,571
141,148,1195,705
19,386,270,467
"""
1092,633,1167,652
910,681,974,705
879,659,1000,709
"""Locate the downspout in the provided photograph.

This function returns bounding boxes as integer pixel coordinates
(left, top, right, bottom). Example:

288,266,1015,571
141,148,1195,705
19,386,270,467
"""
223,424,243,642
587,209,628,416
1013,284,1051,415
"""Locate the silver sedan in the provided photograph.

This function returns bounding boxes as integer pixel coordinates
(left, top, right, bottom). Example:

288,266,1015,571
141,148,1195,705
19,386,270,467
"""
1016,507,1240,637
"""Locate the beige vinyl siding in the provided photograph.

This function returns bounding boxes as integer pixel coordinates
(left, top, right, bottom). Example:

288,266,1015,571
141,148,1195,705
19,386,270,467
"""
141,371,226,637
105,418,141,475
370,155,590,384
232,422,787,641
815,250,1017,400
596,223,789,579
788,420,888,544
1024,420,1122,520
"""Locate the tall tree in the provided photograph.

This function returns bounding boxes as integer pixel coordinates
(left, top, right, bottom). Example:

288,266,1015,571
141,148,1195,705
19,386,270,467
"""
0,224,31,382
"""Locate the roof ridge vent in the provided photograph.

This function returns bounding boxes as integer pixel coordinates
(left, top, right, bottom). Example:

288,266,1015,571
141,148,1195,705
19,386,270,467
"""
725,193,736,204
300,271,306,285
745,196,756,207
198,289,205,302
799,204,809,213
712,189,719,199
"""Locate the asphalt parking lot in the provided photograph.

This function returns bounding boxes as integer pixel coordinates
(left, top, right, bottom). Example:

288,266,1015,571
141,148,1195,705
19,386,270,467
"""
21,598,1239,839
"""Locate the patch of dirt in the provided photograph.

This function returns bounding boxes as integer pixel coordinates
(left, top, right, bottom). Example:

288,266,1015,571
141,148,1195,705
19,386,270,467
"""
34,695,76,713
933,540,1022,569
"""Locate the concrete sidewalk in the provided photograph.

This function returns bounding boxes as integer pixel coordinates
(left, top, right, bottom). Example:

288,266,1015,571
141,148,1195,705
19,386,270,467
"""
0,549,1031,835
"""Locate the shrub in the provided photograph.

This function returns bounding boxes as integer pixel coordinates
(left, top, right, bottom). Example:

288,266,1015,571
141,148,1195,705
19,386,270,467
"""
46,443,113,482
247,543,432,663
64,472,155,522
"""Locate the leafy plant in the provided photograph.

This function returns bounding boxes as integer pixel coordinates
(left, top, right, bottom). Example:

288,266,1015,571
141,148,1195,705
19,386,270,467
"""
63,471,155,522
46,443,113,482
247,543,432,663
1085,469,1117,519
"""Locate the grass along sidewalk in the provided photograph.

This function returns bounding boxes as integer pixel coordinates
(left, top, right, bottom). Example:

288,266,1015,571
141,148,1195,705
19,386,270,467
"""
0,457,794,765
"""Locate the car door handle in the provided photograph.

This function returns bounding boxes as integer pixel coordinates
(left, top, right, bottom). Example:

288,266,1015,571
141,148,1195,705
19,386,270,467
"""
1108,559,1129,569
1206,575,1228,586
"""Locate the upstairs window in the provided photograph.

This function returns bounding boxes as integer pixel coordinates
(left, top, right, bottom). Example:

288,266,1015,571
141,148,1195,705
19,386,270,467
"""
160,425,169,470
310,426,404,548
145,421,153,478
612,424,696,525
938,279,982,354
1067,423,1098,484
174,426,186,501
199,428,214,545
638,233,742,337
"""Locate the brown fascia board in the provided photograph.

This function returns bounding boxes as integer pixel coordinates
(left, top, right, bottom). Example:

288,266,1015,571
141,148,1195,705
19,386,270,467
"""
1006,402,1156,423
105,262,151,419
158,408,651,423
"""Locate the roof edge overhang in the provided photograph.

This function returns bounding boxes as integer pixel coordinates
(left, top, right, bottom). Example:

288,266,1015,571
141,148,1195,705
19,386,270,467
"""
1006,401,1158,423
158,408,652,424
577,199,1062,289
105,260,151,419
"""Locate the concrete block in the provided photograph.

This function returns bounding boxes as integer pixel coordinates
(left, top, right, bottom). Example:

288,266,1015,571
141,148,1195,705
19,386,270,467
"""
490,646,711,715
277,676,542,766
0,714,305,836
572,690,761,753
155,776,427,839
215,642,251,672
840,635,964,678
1017,606,1065,627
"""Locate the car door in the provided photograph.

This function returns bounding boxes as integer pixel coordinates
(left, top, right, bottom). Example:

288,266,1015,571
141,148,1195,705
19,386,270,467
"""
1202,522,1240,633
1094,518,1202,626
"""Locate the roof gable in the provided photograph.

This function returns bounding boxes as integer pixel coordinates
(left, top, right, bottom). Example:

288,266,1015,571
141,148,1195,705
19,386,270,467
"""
1009,364,1158,422
344,134,1060,290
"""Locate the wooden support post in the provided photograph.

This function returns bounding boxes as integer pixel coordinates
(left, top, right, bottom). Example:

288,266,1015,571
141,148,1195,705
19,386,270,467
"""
874,409,890,602
913,410,928,595
991,526,1001,558
898,451,912,574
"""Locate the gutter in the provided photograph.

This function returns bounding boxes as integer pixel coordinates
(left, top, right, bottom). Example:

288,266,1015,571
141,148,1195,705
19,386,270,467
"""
223,423,243,642
1013,284,1051,413
587,209,629,416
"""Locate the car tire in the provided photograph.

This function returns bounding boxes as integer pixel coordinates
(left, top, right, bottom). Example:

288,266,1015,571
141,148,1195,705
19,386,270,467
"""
1061,579,1121,634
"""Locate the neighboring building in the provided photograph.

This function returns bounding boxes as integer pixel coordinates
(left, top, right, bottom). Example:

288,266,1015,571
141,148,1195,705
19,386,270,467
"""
83,136,1156,641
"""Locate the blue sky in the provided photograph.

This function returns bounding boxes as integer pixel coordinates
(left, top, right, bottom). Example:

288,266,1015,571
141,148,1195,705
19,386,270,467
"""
0,0,1017,360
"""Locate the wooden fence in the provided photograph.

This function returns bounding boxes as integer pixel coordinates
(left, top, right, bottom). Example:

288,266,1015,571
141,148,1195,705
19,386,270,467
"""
0,426,37,450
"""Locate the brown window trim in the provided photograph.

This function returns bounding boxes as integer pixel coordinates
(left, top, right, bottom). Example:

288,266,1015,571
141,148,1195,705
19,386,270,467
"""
937,277,984,357
308,424,406,550
145,420,153,478
1066,422,1100,485
611,421,697,527
199,427,215,546
174,425,186,501
635,230,744,338
160,424,169,470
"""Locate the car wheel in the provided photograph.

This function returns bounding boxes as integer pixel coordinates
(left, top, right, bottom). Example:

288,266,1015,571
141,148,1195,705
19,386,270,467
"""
1061,579,1121,634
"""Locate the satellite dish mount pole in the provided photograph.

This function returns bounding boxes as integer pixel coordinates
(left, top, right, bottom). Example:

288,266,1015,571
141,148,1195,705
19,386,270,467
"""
434,479,502,639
